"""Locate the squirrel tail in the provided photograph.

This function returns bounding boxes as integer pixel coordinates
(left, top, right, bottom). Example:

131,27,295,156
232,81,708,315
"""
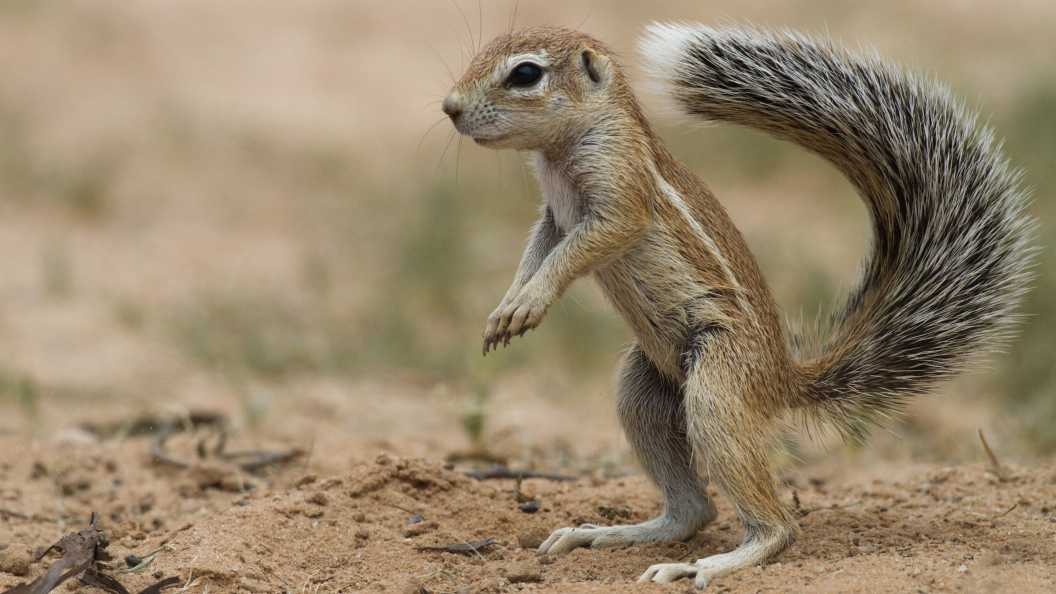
640,24,1035,439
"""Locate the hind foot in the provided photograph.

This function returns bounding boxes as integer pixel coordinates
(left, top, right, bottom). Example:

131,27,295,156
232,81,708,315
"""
638,524,794,588
537,503,717,555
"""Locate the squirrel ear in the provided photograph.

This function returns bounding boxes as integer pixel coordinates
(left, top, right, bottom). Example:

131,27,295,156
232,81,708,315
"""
581,48,611,87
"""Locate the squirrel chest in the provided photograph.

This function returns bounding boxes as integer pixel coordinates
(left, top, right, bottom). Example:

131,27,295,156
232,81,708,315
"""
533,153,581,232
532,153,707,376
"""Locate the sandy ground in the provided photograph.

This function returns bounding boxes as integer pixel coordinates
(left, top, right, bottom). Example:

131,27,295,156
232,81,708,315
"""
2,387,1054,594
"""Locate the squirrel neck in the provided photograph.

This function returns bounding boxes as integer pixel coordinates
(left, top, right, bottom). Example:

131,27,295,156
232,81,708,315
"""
538,93,661,173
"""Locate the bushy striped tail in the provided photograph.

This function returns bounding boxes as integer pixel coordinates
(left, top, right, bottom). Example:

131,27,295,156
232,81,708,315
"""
640,24,1035,439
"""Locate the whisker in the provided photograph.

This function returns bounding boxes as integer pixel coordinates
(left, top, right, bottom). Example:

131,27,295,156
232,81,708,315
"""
435,129,458,176
576,5,594,30
455,134,465,186
424,39,457,83
476,0,483,52
508,0,519,34
449,0,475,60
417,116,451,156
494,148,505,194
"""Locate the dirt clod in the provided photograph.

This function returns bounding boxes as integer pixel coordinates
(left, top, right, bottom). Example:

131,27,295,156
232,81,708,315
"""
504,560,543,583
0,548,31,577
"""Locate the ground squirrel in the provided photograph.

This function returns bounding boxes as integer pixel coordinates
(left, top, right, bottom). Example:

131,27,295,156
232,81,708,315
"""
440,23,1034,587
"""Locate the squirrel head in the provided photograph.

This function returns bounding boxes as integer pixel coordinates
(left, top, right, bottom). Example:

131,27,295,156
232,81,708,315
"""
442,27,623,152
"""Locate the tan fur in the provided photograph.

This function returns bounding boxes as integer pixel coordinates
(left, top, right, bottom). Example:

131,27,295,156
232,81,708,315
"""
445,26,809,586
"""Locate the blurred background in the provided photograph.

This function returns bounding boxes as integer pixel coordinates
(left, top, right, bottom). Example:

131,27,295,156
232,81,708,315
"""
0,0,1052,474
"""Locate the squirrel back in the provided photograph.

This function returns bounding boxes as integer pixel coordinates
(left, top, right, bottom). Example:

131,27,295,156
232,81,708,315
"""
640,24,1036,439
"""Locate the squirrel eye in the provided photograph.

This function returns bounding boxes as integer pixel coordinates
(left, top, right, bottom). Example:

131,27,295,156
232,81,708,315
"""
506,62,543,87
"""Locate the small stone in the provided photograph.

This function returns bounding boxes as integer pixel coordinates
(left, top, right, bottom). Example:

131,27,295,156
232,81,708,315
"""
0,548,31,576
295,474,318,488
957,564,968,574
356,527,370,540
505,560,542,583
53,428,99,446
402,520,438,538
518,501,541,513
306,492,329,506
352,512,367,522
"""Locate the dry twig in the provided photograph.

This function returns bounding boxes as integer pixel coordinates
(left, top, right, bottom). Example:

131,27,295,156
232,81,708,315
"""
151,429,303,475
977,429,1009,482
415,538,497,555
0,515,179,594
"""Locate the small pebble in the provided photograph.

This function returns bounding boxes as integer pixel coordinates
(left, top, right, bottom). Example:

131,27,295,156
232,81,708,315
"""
402,520,437,538
518,501,541,513
0,548,31,577
505,560,543,583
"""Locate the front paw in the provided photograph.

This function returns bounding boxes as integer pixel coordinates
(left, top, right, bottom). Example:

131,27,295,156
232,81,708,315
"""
482,286,551,354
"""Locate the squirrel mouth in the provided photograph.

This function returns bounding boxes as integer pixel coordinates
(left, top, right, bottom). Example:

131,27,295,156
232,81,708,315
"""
473,135,506,146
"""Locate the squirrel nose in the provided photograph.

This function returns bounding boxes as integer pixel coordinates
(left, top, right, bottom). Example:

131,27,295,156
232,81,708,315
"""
442,94,463,121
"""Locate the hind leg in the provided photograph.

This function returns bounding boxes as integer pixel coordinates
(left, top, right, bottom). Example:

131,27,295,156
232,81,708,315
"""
639,344,798,587
538,345,717,554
